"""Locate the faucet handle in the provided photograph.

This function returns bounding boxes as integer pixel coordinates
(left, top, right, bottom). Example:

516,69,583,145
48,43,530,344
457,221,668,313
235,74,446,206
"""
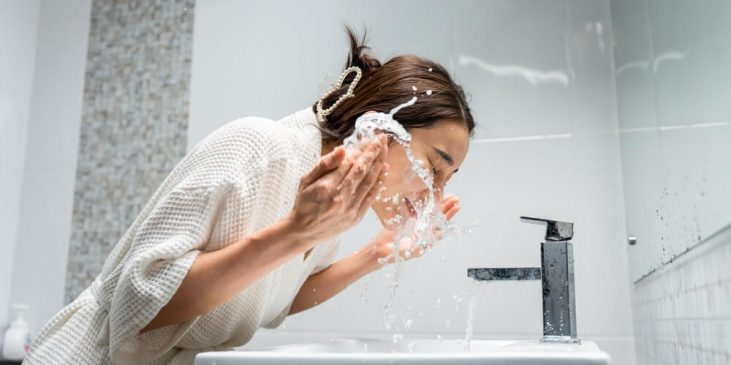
520,216,574,242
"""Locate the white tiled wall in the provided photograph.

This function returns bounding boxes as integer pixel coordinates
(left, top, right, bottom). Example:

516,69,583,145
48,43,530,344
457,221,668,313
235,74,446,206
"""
632,226,731,364
611,0,731,363
190,0,635,363
64,0,195,304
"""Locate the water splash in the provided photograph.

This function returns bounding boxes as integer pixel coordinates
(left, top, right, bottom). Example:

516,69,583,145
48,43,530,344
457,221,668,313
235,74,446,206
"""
343,95,477,339
463,281,479,351
381,260,404,334
345,96,477,259
344,96,443,257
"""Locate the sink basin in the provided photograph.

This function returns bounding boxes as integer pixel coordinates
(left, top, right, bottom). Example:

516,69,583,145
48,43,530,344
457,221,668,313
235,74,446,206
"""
195,337,611,364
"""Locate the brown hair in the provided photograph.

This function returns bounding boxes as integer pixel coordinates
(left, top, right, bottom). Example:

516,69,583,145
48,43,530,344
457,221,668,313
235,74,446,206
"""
312,25,475,145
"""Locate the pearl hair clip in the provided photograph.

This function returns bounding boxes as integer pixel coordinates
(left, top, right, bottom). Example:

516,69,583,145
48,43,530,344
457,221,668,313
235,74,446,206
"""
316,66,363,123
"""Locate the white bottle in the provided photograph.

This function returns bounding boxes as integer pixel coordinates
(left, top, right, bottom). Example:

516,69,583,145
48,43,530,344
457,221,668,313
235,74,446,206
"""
2,304,30,360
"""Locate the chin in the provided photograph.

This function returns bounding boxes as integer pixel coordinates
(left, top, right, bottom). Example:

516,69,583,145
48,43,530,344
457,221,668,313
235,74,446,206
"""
371,206,390,229
370,204,400,230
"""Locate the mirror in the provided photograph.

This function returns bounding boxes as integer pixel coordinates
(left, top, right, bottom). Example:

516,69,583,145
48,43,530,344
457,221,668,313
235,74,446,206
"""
611,0,731,281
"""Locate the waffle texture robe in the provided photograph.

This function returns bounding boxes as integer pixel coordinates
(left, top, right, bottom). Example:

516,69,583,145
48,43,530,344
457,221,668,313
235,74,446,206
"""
24,107,338,364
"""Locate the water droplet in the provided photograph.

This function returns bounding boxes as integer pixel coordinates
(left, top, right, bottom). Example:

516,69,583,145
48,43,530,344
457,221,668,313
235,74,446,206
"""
341,96,478,335
426,89,432,96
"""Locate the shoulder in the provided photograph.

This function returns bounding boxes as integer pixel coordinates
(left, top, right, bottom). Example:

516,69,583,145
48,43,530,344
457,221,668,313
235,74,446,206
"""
189,116,293,162
197,116,285,149
189,115,311,177
180,110,320,185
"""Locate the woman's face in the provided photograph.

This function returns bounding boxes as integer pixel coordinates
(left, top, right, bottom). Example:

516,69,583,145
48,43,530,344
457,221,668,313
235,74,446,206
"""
371,118,470,229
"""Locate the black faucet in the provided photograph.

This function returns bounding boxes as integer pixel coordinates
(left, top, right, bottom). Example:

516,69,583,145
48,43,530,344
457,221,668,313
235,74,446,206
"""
467,216,580,344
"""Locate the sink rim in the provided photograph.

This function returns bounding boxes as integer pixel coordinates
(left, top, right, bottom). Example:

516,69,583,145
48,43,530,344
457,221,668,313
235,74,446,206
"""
196,338,611,362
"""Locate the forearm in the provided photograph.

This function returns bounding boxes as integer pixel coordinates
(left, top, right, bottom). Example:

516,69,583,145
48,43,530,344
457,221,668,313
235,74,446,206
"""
288,247,382,315
142,215,311,333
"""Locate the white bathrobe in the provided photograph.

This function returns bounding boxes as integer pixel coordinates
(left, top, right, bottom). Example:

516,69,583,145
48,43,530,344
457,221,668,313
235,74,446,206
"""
24,107,339,365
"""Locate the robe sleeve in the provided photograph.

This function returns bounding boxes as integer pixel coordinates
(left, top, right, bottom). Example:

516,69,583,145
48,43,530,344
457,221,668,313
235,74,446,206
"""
107,118,272,364
261,240,340,330
311,239,340,275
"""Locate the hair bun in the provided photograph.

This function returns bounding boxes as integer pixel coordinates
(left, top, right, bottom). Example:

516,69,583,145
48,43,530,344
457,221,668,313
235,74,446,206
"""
345,25,381,74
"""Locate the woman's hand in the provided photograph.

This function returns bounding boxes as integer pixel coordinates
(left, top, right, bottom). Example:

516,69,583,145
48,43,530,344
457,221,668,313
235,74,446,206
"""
364,194,461,266
289,195,460,315
441,194,460,221
287,135,389,248
143,136,388,334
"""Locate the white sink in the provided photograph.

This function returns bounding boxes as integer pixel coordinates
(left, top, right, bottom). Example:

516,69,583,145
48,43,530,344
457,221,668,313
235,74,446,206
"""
195,338,611,364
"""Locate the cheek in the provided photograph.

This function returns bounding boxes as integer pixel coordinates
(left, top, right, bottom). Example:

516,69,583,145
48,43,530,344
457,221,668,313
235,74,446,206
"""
383,145,427,193
382,166,424,194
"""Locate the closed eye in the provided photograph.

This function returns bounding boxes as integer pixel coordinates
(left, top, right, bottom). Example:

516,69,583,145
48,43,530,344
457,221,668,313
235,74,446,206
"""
434,147,459,174
434,148,454,167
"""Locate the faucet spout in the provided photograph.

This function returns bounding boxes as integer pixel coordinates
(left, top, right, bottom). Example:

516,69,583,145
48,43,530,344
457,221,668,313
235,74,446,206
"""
467,267,541,281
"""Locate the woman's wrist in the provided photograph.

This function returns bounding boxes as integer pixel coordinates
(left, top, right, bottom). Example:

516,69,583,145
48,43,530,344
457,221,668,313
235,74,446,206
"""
250,214,315,256
357,244,385,274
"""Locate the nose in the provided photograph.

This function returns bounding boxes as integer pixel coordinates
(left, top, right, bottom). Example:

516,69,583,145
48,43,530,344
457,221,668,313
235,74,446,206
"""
434,187,444,204
432,176,447,202
416,185,444,204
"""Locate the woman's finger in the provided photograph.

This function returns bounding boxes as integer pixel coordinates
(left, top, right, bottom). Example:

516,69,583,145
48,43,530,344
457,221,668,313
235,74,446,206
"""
440,195,459,213
352,154,385,208
406,245,420,259
444,204,460,220
352,137,388,203
355,163,388,218
300,146,346,188
338,136,385,195
321,151,355,188
355,182,378,221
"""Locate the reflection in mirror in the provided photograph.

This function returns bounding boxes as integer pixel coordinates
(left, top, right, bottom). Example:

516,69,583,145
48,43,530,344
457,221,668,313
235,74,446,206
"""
611,0,731,363
612,0,731,281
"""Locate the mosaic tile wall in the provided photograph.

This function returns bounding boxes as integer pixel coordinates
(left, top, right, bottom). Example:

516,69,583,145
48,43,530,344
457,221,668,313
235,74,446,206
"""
65,0,196,303
632,226,731,364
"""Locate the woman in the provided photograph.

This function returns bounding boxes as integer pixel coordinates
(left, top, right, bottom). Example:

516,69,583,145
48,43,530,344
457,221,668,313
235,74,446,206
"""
25,27,475,365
